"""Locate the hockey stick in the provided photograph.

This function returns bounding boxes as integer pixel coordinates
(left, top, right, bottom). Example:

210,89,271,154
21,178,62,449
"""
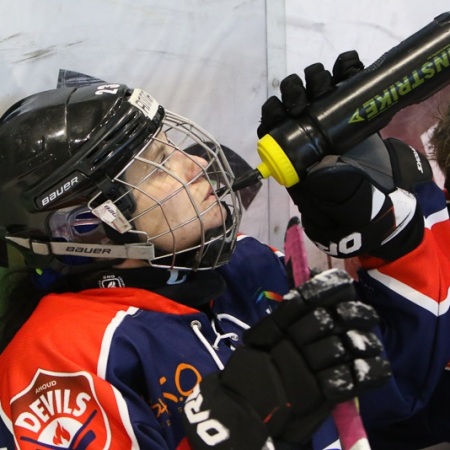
283,217,371,450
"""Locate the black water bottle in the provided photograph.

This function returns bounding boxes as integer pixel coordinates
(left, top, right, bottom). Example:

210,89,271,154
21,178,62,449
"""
248,12,450,189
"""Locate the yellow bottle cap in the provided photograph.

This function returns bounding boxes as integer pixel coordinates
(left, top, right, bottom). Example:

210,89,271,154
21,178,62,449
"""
256,134,300,187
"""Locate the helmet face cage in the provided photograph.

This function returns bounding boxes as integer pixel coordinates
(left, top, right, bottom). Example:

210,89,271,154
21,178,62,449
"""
87,105,242,271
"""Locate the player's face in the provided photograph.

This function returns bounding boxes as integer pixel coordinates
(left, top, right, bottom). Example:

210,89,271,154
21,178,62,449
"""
125,131,227,252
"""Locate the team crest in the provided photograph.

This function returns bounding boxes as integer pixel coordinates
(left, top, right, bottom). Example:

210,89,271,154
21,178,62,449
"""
11,369,111,449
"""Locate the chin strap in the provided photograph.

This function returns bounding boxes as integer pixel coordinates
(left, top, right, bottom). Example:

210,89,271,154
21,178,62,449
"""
6,236,155,261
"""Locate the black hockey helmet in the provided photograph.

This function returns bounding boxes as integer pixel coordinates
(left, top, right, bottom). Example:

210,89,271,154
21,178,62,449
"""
0,83,241,272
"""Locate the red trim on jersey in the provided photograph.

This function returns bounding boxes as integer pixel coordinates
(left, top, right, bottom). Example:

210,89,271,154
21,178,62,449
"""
77,287,200,315
177,437,193,450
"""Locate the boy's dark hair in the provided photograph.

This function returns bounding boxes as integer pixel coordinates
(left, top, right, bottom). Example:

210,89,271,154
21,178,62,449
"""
430,100,450,191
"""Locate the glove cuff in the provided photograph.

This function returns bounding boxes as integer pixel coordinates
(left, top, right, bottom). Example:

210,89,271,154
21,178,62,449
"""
384,137,433,190
183,375,270,450
368,138,430,260
369,201,424,261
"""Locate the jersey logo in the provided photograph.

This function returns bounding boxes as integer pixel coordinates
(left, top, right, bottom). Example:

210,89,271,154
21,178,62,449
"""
99,274,125,288
11,369,111,449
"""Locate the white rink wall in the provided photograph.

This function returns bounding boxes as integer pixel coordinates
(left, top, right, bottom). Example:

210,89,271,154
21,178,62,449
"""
0,0,449,272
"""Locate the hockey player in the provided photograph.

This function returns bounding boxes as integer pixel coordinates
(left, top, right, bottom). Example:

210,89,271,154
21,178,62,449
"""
0,82,389,449
257,52,450,449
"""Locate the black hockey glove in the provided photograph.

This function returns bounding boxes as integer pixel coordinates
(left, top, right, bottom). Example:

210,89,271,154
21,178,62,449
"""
257,50,364,139
288,134,431,260
257,51,430,261
183,269,391,450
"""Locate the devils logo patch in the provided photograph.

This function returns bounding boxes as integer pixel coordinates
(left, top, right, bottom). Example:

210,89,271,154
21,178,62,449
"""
11,369,111,449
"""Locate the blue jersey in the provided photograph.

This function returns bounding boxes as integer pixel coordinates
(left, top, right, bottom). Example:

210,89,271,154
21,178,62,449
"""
356,180,450,449
2,235,331,449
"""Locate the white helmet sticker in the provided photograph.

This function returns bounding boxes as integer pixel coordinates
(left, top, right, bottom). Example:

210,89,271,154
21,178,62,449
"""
129,89,159,120
91,200,133,234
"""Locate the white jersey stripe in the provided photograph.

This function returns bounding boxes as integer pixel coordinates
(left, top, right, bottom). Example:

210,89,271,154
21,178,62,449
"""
367,269,450,317
97,307,140,449
425,208,449,229
97,306,139,378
